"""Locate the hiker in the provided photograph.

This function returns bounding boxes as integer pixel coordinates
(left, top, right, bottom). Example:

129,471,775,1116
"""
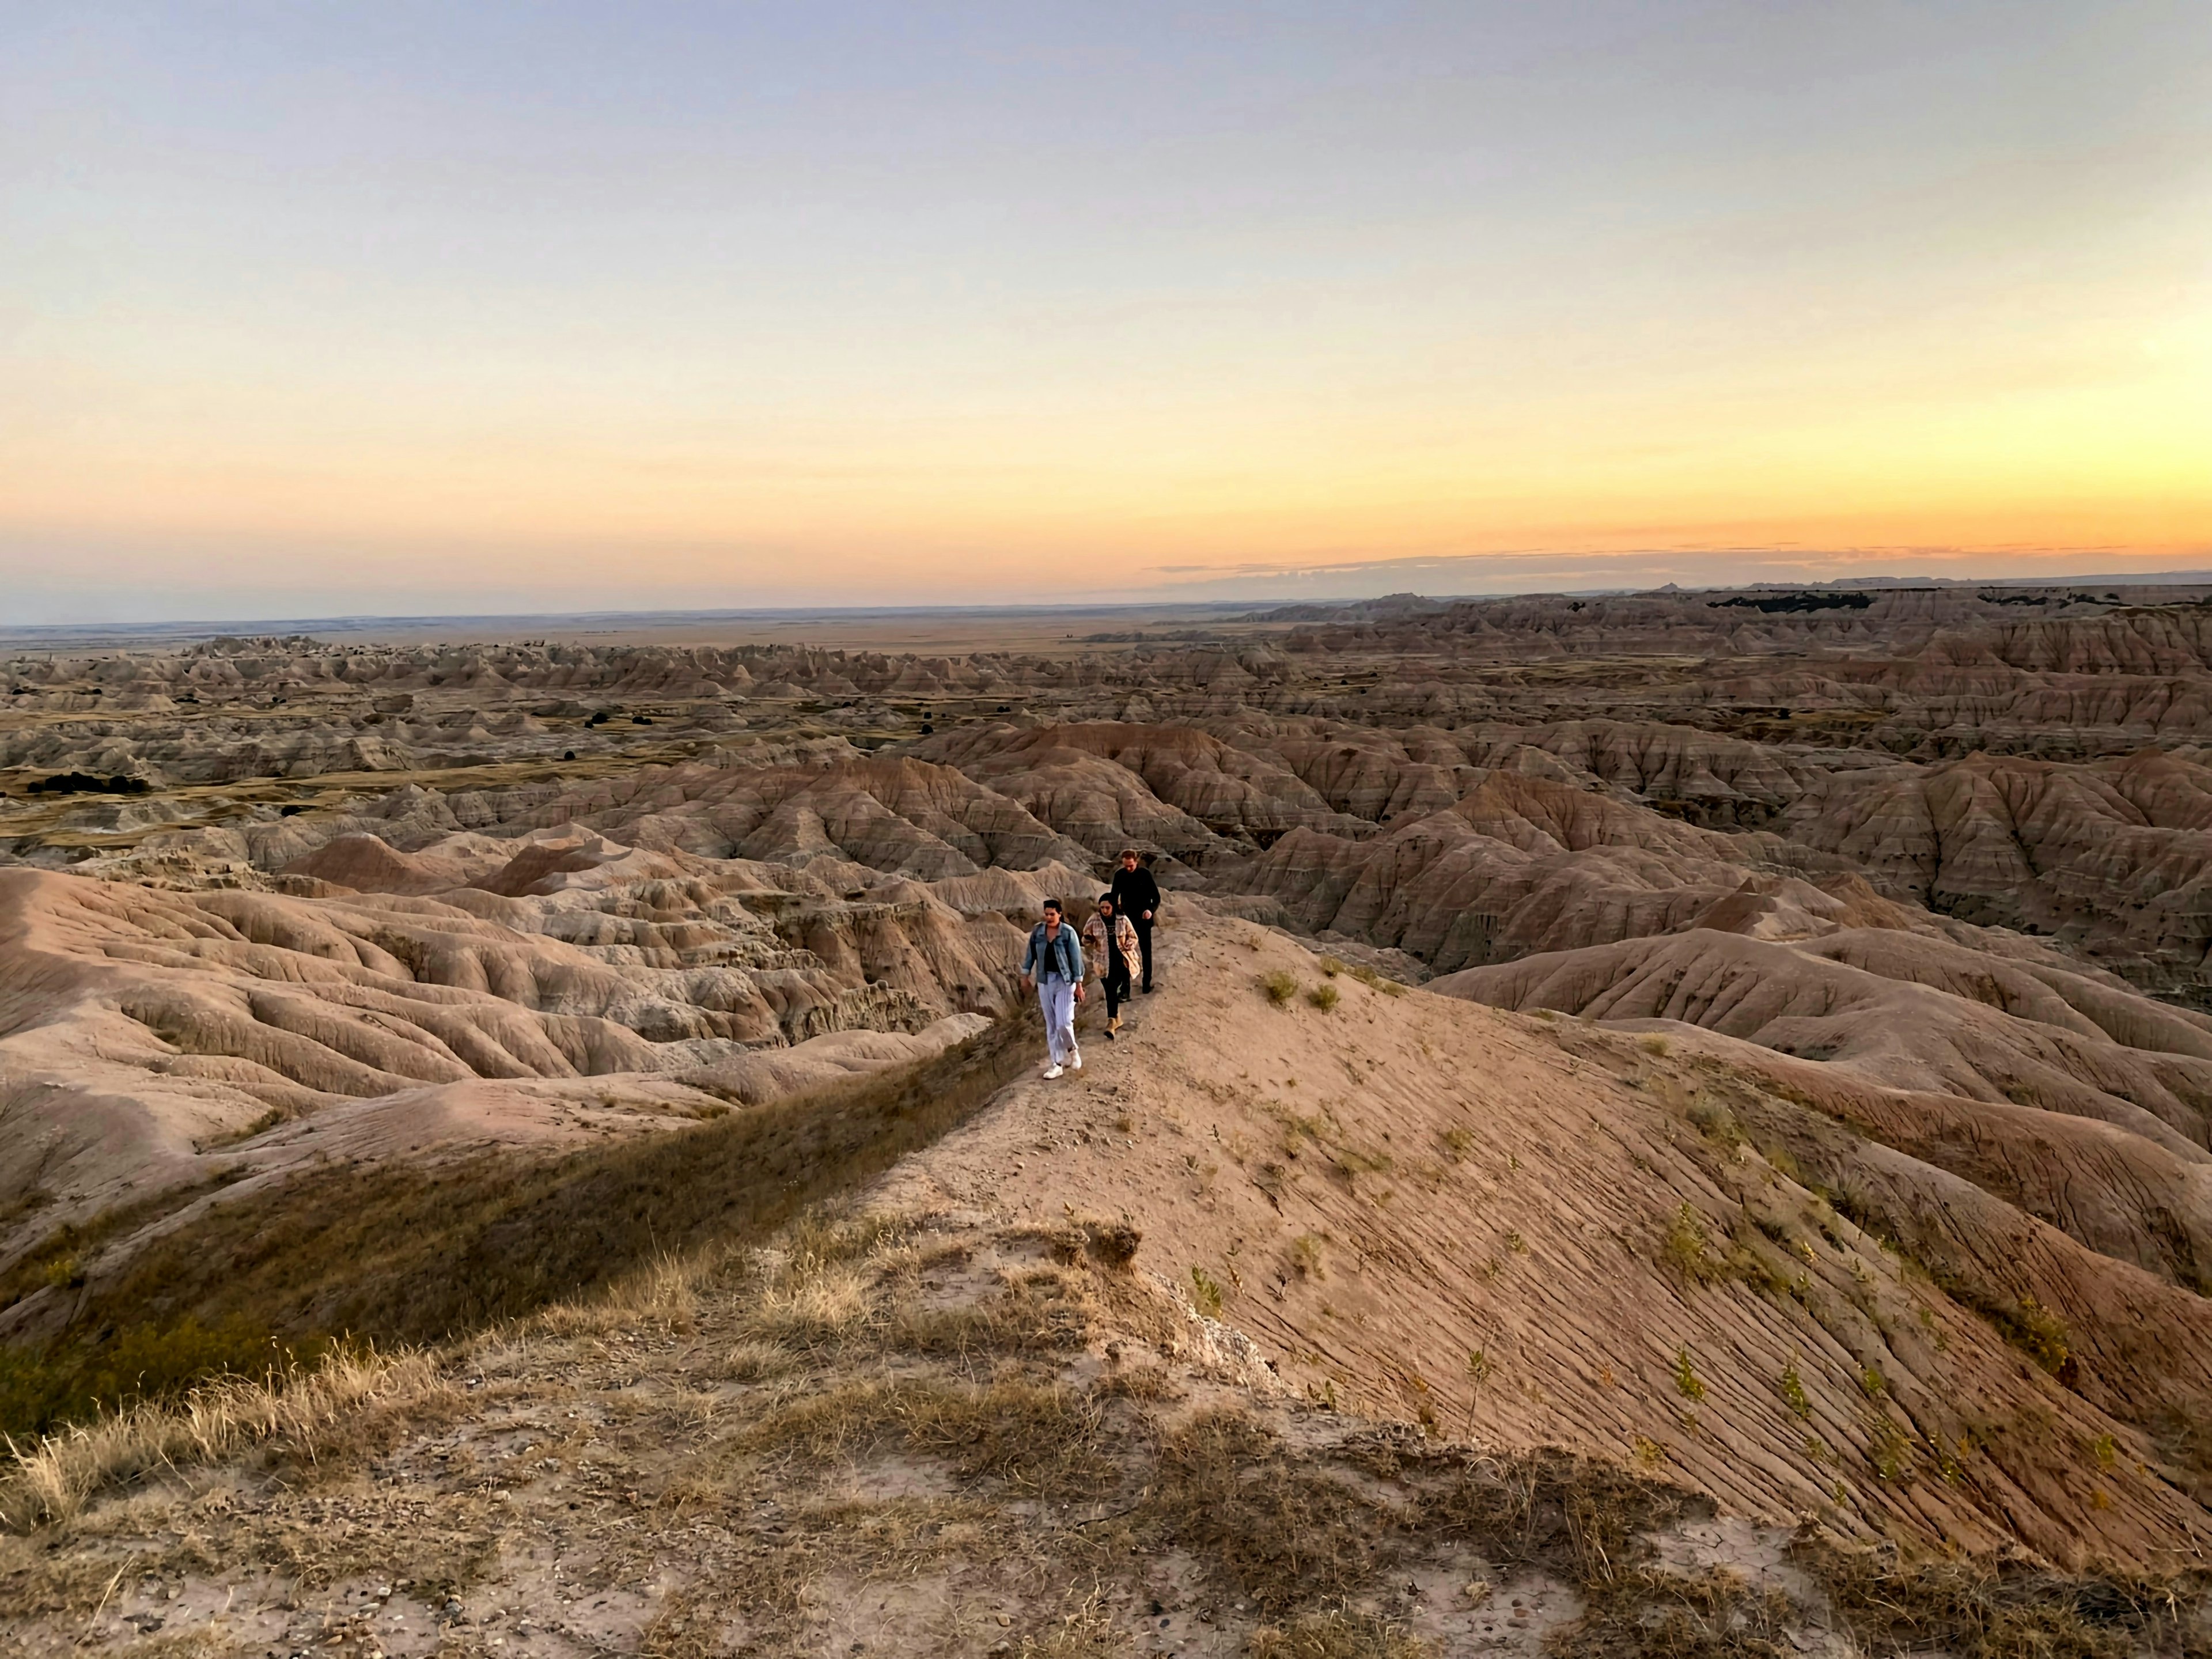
1108,849,1162,993
1081,892,1141,1040
1018,897,1084,1078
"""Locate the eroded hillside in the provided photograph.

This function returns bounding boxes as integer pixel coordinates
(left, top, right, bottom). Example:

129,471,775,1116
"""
12,584,2212,1649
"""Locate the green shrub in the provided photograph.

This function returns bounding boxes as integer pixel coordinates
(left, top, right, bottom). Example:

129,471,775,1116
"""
1673,1345,1706,1402
1190,1266,1225,1316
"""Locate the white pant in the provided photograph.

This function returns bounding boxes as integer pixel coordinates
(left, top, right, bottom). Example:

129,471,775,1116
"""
1038,978,1080,1066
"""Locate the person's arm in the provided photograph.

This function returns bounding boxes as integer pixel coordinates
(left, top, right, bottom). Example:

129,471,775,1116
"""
1018,928,1037,988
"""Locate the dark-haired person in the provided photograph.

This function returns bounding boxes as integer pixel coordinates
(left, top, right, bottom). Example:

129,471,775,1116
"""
1018,897,1084,1078
1081,893,1141,1040
1108,849,1162,993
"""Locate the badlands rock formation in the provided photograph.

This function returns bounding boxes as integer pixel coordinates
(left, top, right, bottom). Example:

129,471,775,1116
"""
13,581,2212,1576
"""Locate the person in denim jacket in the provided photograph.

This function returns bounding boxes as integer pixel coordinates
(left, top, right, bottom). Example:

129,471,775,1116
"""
1018,898,1085,1078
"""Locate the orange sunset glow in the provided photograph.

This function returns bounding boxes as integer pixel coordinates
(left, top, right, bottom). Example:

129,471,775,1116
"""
3,3,2207,620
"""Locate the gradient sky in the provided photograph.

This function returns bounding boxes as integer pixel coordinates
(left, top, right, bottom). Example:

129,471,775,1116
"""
3,2,2209,622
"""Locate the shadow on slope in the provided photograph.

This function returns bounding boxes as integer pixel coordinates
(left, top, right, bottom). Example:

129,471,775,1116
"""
0,1009,1035,1437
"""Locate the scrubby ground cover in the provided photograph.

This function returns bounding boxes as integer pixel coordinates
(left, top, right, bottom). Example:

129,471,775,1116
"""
7,1210,2208,1658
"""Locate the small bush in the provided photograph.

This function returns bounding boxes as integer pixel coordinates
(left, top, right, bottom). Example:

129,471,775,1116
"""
1191,1266,1226,1316
1306,983,1340,1012
1661,1203,1719,1283
1262,971,1299,1006
1687,1099,1746,1151
2004,1294,2074,1378
1332,1146,1393,1182
1318,956,1346,977
1779,1359,1812,1419
1673,1345,1706,1402
1639,1034,1671,1056
1348,964,1406,997
1290,1234,1328,1281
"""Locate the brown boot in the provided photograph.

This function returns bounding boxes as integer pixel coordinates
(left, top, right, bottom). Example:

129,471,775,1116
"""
1107,1016,1122,1040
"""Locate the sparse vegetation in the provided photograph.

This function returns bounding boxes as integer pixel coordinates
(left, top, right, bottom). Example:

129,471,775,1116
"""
1248,1607,1433,1658
1346,963,1405,997
1317,956,1346,978
1290,1234,1328,1280
1686,1097,1747,1152
1662,1203,1719,1282
1262,970,1299,1006
1778,1358,1811,1419
1673,1345,1706,1402
1331,1145,1393,1182
1306,982,1340,1012
1,1344,443,1529
1800,1544,2210,1658
1190,1265,1225,1316
1018,1592,1130,1658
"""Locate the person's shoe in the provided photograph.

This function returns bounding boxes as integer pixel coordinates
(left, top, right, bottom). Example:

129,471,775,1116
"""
1042,1063,1064,1080
1069,1051,1083,1070
1107,1016,1121,1039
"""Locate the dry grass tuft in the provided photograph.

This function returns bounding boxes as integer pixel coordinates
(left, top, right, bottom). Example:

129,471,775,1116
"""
739,1257,876,1352
1249,1607,1434,1658
1565,1567,1797,1657
732,1375,1116,1499
1306,983,1341,1012
1,1344,442,1530
1262,971,1300,1007
1347,964,1406,997
536,1249,711,1336
1411,1444,1696,1588
1019,1589,1130,1656
892,1266,1096,1358
717,1339,799,1381
1147,1410,1388,1615
1804,1548,2209,1659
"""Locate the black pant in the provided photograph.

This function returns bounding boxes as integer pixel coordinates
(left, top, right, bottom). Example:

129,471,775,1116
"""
1131,915,1155,990
1104,952,1132,1018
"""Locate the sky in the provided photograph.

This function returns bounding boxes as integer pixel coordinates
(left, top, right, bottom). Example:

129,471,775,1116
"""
3,2,2209,623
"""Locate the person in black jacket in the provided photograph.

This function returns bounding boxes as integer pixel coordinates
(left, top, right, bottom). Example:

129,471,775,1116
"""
1108,849,1162,993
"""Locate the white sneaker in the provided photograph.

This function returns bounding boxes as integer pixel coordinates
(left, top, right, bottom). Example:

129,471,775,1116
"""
1043,1063,1064,1080
1069,1051,1083,1071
